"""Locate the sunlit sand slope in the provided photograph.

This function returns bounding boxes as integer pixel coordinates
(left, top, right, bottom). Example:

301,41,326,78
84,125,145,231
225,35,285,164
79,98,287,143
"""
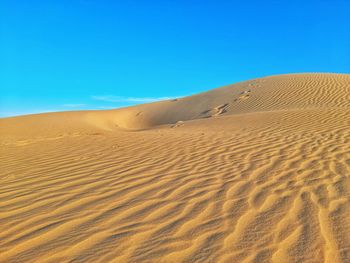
0,73,349,263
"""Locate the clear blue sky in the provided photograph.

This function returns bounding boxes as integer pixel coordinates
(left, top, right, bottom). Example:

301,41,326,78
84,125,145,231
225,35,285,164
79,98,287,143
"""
1,0,349,117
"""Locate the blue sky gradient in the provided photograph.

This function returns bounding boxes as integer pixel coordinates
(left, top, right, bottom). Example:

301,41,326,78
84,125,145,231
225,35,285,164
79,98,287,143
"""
1,0,349,117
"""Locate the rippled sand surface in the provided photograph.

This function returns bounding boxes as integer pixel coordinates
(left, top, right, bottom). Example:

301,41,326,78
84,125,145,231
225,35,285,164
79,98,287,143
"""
1,73,350,262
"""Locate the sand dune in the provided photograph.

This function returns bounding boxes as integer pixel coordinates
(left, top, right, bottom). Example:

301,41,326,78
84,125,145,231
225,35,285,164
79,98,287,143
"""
0,73,350,262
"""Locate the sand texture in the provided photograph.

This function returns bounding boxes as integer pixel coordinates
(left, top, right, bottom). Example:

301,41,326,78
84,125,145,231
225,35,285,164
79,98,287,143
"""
1,73,350,262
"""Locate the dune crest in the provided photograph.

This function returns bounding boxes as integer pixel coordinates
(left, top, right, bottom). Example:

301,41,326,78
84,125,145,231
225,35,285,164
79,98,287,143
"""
1,73,350,262
83,73,349,130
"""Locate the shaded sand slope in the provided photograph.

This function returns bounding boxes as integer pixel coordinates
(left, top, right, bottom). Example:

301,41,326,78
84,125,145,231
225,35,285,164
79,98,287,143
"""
0,73,350,262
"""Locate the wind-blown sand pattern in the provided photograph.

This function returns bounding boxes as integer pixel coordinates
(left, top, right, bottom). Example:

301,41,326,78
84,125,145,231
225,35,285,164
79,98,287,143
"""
1,73,350,262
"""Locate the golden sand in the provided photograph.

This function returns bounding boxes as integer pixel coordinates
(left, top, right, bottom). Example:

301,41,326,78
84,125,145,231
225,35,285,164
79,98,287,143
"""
1,73,349,262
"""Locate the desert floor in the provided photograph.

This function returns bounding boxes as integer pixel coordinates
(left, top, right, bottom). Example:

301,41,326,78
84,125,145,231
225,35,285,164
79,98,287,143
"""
1,73,350,262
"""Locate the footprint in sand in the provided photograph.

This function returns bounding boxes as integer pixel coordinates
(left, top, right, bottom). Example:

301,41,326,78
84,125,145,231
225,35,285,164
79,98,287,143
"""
171,120,185,128
200,103,229,118
235,90,252,101
213,103,229,116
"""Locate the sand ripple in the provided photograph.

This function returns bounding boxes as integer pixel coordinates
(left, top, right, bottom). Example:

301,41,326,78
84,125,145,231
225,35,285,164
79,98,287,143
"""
0,73,349,262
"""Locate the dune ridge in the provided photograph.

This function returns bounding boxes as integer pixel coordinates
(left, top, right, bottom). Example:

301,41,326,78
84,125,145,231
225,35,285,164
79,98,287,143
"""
0,73,350,262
